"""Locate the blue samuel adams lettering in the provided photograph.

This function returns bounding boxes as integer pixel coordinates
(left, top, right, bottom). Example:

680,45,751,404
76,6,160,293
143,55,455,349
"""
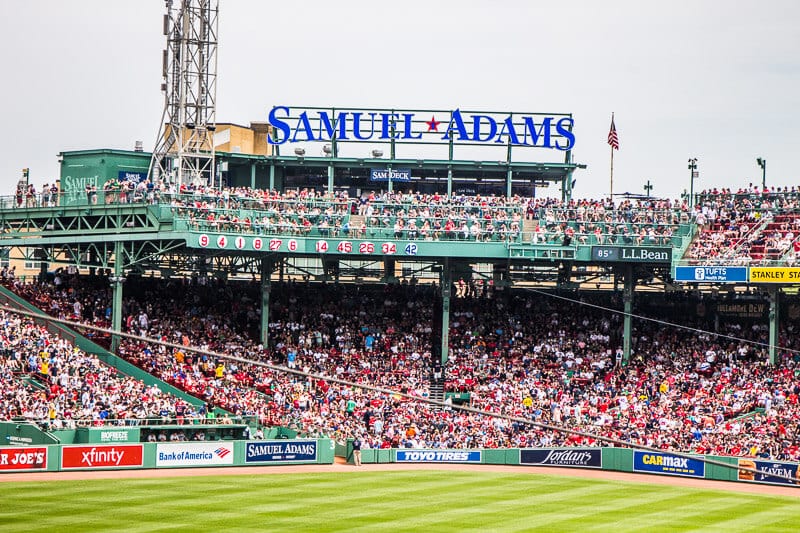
396,450,482,463
245,440,318,463
267,107,575,150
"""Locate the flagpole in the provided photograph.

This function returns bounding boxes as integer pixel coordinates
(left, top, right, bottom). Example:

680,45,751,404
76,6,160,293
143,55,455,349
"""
609,111,616,204
610,142,614,202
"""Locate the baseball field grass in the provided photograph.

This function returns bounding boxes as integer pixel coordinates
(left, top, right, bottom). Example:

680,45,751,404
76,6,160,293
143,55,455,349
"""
2,471,799,532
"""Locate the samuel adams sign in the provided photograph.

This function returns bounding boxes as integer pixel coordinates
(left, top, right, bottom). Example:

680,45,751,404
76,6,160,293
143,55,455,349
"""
267,107,575,150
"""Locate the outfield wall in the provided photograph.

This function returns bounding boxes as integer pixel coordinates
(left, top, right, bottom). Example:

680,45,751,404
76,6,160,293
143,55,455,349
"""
339,443,800,488
0,439,335,473
2,441,797,488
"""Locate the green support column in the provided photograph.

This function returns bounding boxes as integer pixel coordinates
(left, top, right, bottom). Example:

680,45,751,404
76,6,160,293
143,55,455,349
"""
506,143,513,198
327,163,334,194
447,133,454,198
387,164,393,193
250,163,256,189
440,262,452,366
38,259,48,283
261,258,272,348
269,162,275,191
769,287,779,365
383,258,396,283
447,168,453,198
564,170,574,203
622,265,634,364
111,240,124,353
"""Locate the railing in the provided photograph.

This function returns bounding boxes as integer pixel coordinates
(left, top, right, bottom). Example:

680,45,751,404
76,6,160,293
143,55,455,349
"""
531,207,686,225
7,189,800,265
24,415,257,430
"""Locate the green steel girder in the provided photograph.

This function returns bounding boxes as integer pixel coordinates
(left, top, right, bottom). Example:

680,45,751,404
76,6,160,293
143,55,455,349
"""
0,203,683,293
0,204,161,240
39,240,186,270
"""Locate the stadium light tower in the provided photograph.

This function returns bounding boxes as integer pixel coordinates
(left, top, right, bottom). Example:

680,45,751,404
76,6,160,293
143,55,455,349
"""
757,157,766,190
688,158,698,208
149,0,219,189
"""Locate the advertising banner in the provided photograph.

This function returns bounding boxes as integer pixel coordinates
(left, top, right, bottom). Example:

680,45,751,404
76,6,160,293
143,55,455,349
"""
592,246,671,263
0,446,48,471
737,458,800,486
715,302,768,319
632,451,705,478
396,450,482,463
370,168,411,182
245,440,318,463
61,445,144,470
156,442,234,468
520,448,602,468
749,267,800,283
674,266,748,283
117,171,147,183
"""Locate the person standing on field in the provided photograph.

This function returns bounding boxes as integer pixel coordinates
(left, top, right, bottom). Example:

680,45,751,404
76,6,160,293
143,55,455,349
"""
352,435,363,466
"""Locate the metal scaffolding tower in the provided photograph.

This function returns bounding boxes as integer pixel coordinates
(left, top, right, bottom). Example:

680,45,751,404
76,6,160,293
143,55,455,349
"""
149,0,219,188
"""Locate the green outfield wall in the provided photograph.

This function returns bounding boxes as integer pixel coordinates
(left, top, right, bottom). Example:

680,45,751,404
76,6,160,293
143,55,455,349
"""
1,441,796,488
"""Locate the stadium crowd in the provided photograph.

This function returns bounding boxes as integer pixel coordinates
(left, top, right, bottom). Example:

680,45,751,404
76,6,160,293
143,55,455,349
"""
16,179,800,257
685,186,800,265
3,272,799,462
0,308,202,428
5,184,800,460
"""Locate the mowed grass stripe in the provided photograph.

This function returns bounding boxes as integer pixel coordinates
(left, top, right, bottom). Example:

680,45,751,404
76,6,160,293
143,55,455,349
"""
2,472,799,532
547,492,745,532
506,486,697,530
602,496,752,532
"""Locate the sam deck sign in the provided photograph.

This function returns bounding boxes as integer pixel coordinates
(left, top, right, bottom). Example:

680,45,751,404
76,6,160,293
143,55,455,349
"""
370,168,411,182
245,440,318,463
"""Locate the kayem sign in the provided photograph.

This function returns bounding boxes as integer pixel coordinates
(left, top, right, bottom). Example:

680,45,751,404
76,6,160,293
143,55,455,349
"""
156,442,234,467
0,446,48,471
245,440,318,463
738,458,800,486
396,450,482,463
520,448,602,468
61,445,143,469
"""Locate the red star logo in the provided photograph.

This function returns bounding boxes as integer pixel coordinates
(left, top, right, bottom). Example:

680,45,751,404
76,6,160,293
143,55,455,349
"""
426,116,440,132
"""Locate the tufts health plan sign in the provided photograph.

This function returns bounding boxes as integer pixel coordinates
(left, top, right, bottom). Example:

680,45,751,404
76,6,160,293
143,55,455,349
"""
674,266,748,283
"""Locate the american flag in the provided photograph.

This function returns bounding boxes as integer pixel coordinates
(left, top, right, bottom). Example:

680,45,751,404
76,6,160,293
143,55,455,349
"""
608,115,619,150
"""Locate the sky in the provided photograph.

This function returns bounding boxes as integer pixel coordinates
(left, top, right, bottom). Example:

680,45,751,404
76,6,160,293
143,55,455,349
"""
1,0,799,200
